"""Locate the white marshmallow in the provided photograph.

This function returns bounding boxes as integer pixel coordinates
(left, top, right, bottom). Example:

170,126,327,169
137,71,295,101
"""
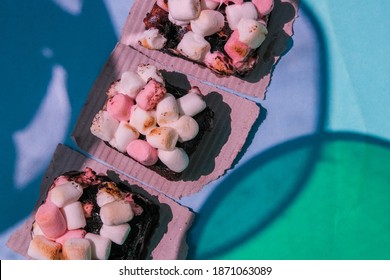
109,121,140,153
100,223,131,245
200,0,219,10
85,233,111,260
138,28,167,50
166,115,199,142
32,222,44,238
226,2,258,30
168,0,201,21
91,110,119,142
168,13,190,26
117,71,146,99
100,200,134,226
27,235,61,260
137,64,165,85
62,201,86,230
96,190,116,208
191,10,224,37
49,181,83,208
177,88,207,116
129,105,157,135
156,93,179,126
237,19,268,49
62,238,92,260
177,31,211,61
158,148,189,173
146,127,179,151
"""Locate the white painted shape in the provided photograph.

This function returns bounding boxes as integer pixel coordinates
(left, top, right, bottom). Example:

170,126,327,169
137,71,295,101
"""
51,0,83,15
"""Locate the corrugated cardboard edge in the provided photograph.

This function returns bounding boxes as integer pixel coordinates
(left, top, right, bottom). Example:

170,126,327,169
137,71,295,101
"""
120,0,300,99
72,43,260,199
7,144,194,260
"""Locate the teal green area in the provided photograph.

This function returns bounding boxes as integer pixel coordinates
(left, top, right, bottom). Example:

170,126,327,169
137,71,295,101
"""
191,135,390,259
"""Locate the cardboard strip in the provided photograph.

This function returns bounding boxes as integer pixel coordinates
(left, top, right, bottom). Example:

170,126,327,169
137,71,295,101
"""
120,0,300,99
7,144,194,260
72,43,260,199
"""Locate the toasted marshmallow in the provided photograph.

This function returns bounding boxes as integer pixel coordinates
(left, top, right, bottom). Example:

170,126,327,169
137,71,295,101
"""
191,10,224,37
252,0,274,17
204,51,233,75
35,201,67,239
109,121,140,153
100,200,134,226
146,127,179,151
224,30,250,63
177,31,211,62
177,88,207,116
129,105,157,135
138,28,167,50
117,71,146,99
49,181,83,208
237,18,268,49
136,79,167,111
137,64,165,85
96,183,122,208
62,201,86,230
126,139,159,166
156,93,179,125
62,238,92,260
168,0,201,21
55,229,87,245
100,223,131,245
158,148,189,173
107,94,134,121
85,233,111,260
91,110,119,142
166,115,199,142
201,0,219,10
226,2,258,30
27,235,61,260
157,0,169,11
168,13,190,26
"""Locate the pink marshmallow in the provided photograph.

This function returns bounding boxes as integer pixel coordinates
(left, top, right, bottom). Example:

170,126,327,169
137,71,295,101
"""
126,139,158,166
136,79,166,111
224,30,250,64
107,93,134,121
35,201,67,239
210,0,243,4
55,229,87,245
252,0,274,17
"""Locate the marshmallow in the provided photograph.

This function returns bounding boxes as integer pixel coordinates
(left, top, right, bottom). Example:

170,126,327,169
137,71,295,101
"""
166,115,199,142
126,139,159,166
129,105,157,135
62,238,92,260
100,223,131,245
146,127,179,151
168,0,201,21
91,110,119,142
168,13,190,26
55,229,87,245
156,93,179,125
96,189,117,208
177,31,211,62
49,181,83,208
252,0,274,17
224,30,250,63
226,2,258,30
32,222,44,238
138,28,167,50
200,0,219,10
35,201,67,239
109,121,140,153
117,71,146,99
62,201,87,230
137,64,165,85
27,235,61,260
237,18,268,49
157,0,169,11
190,10,224,37
85,233,112,260
136,79,167,111
204,51,233,74
107,94,134,121
100,200,134,226
177,87,207,116
158,148,189,173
